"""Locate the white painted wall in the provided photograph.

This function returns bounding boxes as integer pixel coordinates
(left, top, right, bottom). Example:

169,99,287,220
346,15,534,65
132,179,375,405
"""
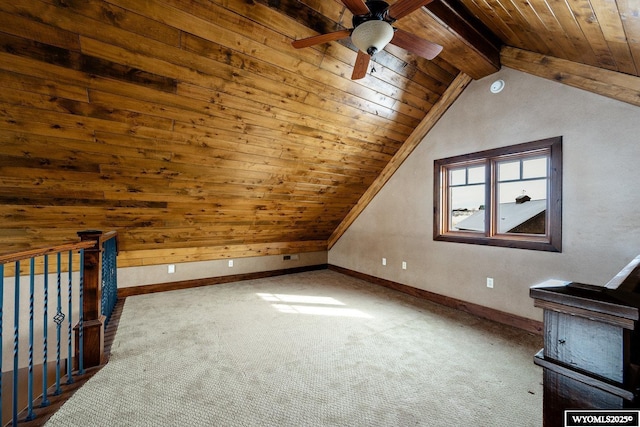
117,250,328,288
329,67,640,321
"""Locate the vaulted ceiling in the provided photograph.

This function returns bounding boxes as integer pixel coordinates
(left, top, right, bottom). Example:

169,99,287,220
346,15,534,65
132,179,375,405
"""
0,0,638,267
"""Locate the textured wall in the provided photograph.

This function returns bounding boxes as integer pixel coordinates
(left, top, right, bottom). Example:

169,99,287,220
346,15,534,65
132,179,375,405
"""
329,67,640,321
118,251,328,288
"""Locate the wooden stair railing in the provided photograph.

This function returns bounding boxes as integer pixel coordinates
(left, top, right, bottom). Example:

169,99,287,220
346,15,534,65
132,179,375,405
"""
1,230,118,427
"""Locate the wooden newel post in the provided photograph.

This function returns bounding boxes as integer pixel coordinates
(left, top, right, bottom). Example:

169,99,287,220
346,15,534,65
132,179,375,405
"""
76,230,106,368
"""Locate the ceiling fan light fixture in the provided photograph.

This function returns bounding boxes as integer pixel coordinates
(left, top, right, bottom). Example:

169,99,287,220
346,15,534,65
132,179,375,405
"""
351,20,394,56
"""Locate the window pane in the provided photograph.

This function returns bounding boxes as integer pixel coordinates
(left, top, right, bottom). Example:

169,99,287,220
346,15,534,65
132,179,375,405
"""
497,178,547,234
434,136,561,252
450,184,485,231
522,157,547,179
467,165,485,184
449,168,466,186
498,160,520,181
498,179,547,203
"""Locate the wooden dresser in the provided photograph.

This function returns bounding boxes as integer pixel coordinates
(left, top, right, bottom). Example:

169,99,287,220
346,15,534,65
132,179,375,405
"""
530,255,640,426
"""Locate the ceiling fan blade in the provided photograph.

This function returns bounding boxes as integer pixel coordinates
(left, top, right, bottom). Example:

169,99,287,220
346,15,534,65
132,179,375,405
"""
351,50,370,80
390,28,443,59
387,0,434,20
341,0,370,16
291,29,352,49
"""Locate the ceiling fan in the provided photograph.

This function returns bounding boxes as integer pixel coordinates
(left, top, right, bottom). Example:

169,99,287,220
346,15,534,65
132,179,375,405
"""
291,0,443,80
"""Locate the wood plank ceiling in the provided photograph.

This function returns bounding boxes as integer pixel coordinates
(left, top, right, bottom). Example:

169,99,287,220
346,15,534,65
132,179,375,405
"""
0,0,638,267
458,0,640,76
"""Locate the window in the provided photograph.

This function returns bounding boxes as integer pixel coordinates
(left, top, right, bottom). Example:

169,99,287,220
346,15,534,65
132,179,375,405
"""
434,137,562,252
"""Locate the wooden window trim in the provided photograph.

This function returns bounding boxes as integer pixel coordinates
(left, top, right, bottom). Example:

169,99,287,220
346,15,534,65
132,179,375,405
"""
433,137,562,252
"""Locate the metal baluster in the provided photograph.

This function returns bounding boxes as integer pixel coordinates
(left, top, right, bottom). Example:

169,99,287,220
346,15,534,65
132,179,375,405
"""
41,255,50,407
102,241,109,324
1,263,4,425
109,240,114,320
102,238,117,325
110,239,117,320
54,253,63,395
78,249,84,375
101,243,107,324
66,251,74,384
108,241,112,319
13,261,20,425
26,258,36,421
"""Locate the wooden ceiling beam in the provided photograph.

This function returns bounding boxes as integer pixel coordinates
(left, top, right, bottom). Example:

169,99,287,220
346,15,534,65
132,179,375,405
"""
502,46,640,108
328,72,473,249
423,0,502,78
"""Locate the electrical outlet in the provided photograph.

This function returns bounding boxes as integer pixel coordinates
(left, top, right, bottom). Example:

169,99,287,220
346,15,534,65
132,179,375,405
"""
228,259,234,267
382,257,387,266
402,261,407,270
168,264,175,274
487,277,494,288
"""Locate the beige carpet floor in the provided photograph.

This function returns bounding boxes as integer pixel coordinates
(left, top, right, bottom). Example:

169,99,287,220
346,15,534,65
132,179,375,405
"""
45,269,543,426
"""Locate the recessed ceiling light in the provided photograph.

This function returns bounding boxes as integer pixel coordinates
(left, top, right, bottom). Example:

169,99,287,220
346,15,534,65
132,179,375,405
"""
490,79,505,93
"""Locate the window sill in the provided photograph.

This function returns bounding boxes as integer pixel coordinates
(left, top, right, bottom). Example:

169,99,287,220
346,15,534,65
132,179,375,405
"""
434,233,561,252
